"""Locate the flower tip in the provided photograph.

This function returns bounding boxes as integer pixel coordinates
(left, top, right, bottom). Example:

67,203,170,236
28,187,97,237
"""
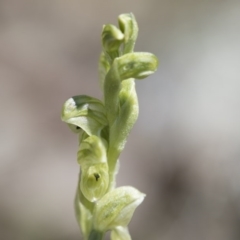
136,70,155,79
61,98,75,121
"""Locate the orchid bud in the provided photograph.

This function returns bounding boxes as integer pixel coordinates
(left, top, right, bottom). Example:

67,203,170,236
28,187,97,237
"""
102,24,124,61
61,95,108,136
118,13,138,54
93,186,145,231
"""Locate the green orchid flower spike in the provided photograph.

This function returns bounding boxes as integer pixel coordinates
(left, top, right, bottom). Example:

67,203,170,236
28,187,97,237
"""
61,13,158,240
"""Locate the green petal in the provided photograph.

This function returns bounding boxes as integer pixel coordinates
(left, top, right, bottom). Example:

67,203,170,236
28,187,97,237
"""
93,186,145,231
61,95,108,136
111,226,131,240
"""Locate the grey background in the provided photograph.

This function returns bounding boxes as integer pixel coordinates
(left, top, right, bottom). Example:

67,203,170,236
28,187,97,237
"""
1,0,240,239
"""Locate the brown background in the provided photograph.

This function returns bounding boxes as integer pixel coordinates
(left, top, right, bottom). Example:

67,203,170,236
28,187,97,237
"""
1,1,240,240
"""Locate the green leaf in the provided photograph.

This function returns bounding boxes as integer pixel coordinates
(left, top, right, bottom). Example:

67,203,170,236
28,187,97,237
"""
61,95,108,136
92,186,145,231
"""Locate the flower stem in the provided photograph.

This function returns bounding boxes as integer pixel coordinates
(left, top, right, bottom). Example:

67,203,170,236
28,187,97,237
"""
88,230,104,240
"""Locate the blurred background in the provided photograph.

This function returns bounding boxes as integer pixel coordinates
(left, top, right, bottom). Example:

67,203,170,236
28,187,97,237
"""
1,0,240,239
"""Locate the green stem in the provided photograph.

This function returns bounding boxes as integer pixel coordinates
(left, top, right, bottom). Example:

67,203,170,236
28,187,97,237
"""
88,230,104,240
107,146,121,191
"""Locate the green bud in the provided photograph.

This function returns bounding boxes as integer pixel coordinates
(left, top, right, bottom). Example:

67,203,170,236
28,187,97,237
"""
93,186,145,231
61,95,108,136
102,24,124,61
111,226,131,240
118,13,138,54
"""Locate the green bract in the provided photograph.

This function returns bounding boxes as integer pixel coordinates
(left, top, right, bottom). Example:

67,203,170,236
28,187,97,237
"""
61,13,158,240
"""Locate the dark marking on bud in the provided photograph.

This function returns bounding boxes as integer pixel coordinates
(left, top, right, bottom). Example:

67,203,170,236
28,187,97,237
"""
76,126,81,130
94,173,100,181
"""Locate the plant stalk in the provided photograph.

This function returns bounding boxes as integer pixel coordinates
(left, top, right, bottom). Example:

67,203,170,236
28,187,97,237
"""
88,230,104,240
